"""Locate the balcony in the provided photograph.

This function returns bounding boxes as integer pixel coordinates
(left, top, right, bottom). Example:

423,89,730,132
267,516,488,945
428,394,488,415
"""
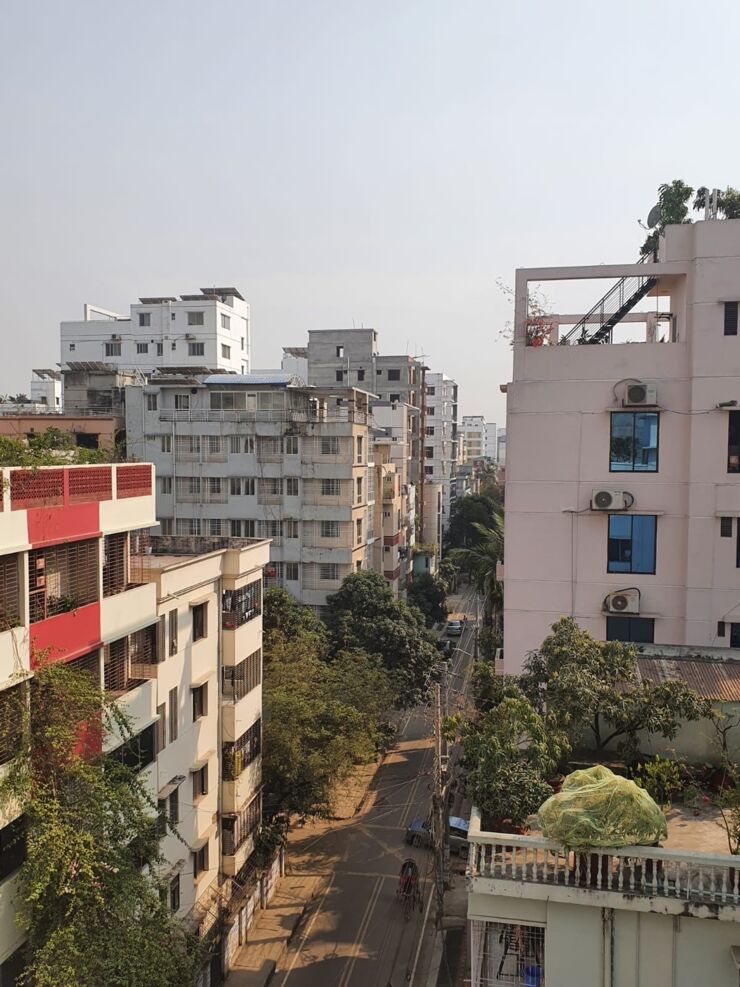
467,807,740,919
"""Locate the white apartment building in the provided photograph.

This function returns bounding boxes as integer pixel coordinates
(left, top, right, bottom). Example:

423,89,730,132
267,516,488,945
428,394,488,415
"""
0,463,269,984
61,288,250,376
503,218,740,674
125,373,376,613
496,427,506,467
374,401,418,590
30,369,62,411
424,372,459,531
461,416,497,464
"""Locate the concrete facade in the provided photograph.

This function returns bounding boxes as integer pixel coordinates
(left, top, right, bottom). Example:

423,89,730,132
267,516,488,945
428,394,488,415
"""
503,220,740,673
61,288,250,375
424,372,459,530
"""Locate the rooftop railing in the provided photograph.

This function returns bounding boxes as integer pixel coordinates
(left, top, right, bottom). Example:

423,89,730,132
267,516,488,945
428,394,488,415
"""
2,464,152,512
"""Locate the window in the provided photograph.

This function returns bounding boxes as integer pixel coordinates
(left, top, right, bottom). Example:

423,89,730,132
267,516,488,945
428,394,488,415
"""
156,342,163,356
110,724,155,773
229,477,241,496
356,477,363,503
161,476,172,495
245,436,255,454
387,369,401,381
285,562,299,582
176,517,201,536
321,520,339,538
357,369,365,382
425,446,434,459
161,435,172,453
719,620,727,638
425,465,433,476
161,518,173,535
174,394,190,410
427,386,435,396
722,516,734,537
222,582,261,629
229,435,240,454
139,312,151,327
426,426,434,436
188,311,204,326
188,342,205,356
136,342,149,354
207,477,223,500
69,342,75,351
193,763,208,801
319,563,340,581
607,515,657,574
105,342,121,357
168,609,178,655
321,478,340,496
336,370,343,382
286,477,299,496
193,843,209,879
222,649,262,700
146,393,158,411
211,391,249,411
222,794,261,856
192,683,208,721
725,302,739,336
0,816,26,881
169,875,181,912
231,519,256,537
221,313,231,330
192,603,207,642
263,477,282,496
284,519,299,538
336,345,344,358
244,477,255,495
610,412,659,472
606,616,655,643
321,436,340,455
356,518,362,544
221,344,231,359
356,436,363,463
222,719,261,780
285,435,299,455
155,703,167,753
168,687,178,742
731,623,740,648
729,411,740,472
389,393,401,403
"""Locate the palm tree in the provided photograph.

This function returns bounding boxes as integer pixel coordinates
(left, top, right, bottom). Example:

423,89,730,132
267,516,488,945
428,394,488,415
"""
448,516,503,626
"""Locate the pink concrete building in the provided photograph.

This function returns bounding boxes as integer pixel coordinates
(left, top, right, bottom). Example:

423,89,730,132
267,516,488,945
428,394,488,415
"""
503,219,740,673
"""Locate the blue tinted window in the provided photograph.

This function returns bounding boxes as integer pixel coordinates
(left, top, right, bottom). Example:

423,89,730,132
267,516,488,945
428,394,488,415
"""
607,515,656,574
610,412,658,472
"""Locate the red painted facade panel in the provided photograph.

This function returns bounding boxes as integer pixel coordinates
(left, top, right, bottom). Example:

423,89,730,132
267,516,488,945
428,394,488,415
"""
30,602,102,666
26,502,101,548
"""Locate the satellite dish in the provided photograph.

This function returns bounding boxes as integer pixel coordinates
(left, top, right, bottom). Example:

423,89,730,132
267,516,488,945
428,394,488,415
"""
647,203,662,228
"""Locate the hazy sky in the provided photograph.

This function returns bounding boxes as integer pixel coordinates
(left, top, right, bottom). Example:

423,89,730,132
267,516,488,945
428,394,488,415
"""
2,0,738,421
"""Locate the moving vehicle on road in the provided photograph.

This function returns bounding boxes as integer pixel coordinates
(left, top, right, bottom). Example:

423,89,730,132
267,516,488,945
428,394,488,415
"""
404,816,470,856
446,618,463,637
397,858,422,918
437,639,454,657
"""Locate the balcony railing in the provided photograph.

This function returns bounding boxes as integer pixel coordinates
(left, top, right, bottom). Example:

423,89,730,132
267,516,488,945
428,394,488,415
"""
3,464,152,512
467,809,740,910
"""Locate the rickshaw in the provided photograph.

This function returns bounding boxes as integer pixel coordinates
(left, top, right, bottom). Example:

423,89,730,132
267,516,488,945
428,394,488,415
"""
396,858,422,919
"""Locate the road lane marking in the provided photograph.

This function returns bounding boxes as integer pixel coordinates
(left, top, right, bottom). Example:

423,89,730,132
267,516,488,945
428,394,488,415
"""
336,875,384,987
277,875,335,985
408,883,435,986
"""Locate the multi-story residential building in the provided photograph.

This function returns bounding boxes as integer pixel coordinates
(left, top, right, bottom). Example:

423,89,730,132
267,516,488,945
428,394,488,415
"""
484,421,498,460
503,218,740,673
424,372,459,530
61,288,250,375
0,463,270,984
373,401,417,591
373,449,404,597
125,373,375,614
496,426,506,467
460,415,497,464
30,369,62,411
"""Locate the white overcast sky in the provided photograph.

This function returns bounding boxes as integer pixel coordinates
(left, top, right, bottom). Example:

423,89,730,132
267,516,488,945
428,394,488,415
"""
1,0,738,421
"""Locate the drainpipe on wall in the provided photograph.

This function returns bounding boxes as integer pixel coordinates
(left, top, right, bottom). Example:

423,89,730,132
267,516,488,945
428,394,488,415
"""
602,907,614,987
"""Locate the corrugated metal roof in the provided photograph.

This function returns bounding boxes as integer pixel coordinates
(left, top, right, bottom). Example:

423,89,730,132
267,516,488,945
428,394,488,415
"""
636,655,740,702
203,373,300,387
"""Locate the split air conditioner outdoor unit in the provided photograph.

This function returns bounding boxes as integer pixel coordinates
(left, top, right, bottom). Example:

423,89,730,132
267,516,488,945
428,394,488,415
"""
604,588,641,614
111,333,121,341
591,489,633,511
623,381,658,407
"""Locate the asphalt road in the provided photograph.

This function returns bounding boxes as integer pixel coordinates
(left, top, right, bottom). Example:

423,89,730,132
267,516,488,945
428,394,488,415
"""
276,587,479,987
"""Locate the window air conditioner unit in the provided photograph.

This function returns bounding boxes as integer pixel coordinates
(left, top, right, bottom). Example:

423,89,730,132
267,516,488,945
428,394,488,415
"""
591,488,633,511
623,381,658,407
111,333,121,341
604,588,640,614
185,333,195,340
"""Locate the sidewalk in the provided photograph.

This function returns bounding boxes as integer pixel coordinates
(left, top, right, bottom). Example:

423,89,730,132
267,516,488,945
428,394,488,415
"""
225,872,327,987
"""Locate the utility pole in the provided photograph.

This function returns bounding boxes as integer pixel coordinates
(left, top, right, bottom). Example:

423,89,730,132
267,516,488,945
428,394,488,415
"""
432,682,447,928
473,594,479,661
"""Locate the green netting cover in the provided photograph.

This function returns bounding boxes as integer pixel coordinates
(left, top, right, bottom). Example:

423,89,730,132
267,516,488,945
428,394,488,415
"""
536,765,667,849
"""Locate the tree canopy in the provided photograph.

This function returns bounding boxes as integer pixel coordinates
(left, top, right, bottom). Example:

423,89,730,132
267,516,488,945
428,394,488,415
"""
445,494,501,550
520,617,714,763
324,571,440,706
407,572,448,627
0,430,111,468
0,660,200,987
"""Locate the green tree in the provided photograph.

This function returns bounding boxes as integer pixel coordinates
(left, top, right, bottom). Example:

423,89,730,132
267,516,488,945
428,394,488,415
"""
262,587,328,655
0,431,110,468
521,617,714,764
641,180,694,255
324,571,439,706
445,494,500,549
694,186,740,220
0,660,200,987
262,632,393,818
407,572,448,627
448,519,503,624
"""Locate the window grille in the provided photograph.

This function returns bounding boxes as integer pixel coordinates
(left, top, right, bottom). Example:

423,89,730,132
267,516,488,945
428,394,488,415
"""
470,921,545,987
222,718,261,780
0,685,24,765
175,435,201,460
103,637,146,694
222,649,261,700
11,468,64,509
0,554,21,630
68,466,112,504
116,464,152,499
28,539,99,623
222,582,261,629
222,792,261,856
102,532,128,598
68,650,101,686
